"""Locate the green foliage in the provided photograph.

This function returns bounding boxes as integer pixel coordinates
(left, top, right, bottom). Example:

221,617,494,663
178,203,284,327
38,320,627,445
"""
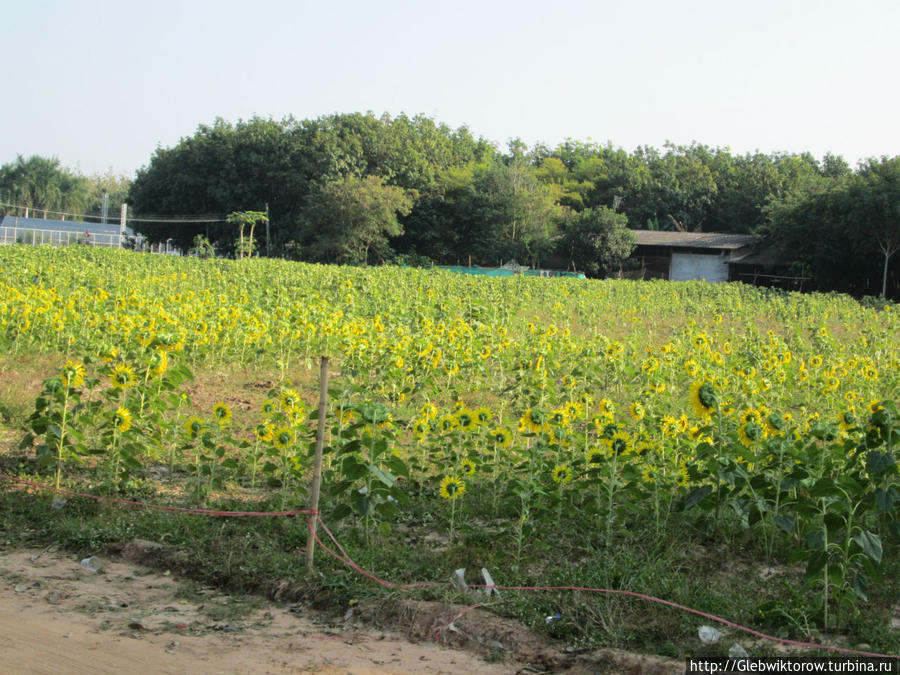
0,155,91,217
556,206,635,277
189,234,215,258
226,210,267,259
765,156,900,299
303,174,414,265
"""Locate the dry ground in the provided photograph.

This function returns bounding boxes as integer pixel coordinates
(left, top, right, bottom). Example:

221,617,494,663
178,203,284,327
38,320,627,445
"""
0,544,687,674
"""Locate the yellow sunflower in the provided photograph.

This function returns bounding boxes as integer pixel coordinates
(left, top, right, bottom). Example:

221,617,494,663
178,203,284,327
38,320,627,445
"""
213,402,232,427
689,381,717,419
61,360,86,389
112,406,132,433
439,475,465,500
184,416,205,439
272,426,295,450
551,464,573,484
490,427,512,447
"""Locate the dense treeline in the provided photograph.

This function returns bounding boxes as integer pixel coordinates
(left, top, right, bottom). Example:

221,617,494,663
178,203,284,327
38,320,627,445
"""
2,112,897,296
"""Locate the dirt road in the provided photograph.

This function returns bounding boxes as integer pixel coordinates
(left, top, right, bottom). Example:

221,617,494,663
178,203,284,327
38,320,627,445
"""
0,546,514,674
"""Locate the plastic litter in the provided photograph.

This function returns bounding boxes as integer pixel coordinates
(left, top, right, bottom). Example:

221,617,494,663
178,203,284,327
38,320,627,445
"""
729,643,749,658
79,556,102,573
699,625,723,644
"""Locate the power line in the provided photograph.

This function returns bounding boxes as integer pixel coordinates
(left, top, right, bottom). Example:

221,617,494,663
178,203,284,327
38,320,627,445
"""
0,200,226,223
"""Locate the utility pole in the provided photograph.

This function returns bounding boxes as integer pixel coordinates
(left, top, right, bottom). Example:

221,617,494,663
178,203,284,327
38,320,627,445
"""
265,202,270,257
119,203,127,248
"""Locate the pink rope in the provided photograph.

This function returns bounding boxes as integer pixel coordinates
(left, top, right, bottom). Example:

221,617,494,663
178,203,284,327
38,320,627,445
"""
4,475,896,660
310,518,898,660
0,474,315,517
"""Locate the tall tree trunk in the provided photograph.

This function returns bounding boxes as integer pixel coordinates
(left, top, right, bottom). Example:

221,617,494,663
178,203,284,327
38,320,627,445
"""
882,247,891,299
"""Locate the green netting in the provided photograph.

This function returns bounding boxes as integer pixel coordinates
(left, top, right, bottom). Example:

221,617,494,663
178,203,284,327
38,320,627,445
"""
439,266,585,279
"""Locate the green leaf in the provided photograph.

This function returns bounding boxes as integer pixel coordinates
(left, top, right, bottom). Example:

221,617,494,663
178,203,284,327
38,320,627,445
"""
375,501,396,519
851,572,869,601
367,463,395,488
389,485,410,506
353,492,372,516
806,529,826,550
340,458,367,481
805,550,828,578
773,514,795,534
338,439,361,455
681,485,713,511
851,530,882,563
809,477,842,498
866,451,895,476
331,503,352,520
874,487,899,513
385,455,409,479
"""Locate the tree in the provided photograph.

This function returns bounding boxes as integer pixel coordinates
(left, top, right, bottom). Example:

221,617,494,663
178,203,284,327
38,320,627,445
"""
127,113,493,252
303,175,414,265
632,144,718,232
226,210,268,259
556,207,635,277
763,157,900,299
852,157,900,298
0,155,90,218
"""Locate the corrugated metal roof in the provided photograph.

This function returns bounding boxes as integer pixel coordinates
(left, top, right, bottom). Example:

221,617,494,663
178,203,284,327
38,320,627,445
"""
0,216,135,236
633,230,756,250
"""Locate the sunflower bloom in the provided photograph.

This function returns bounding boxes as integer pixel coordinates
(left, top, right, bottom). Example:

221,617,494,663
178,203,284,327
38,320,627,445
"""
551,464,573,484
61,360,86,389
213,402,232,427
439,475,465,500
689,381,717,419
113,406,132,433
184,416,205,439
272,426,295,451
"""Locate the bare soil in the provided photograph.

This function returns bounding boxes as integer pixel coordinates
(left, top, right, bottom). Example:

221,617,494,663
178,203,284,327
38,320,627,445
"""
0,544,683,674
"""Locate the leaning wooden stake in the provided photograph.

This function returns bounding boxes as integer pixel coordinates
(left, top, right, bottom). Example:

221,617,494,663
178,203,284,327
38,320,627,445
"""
306,356,330,572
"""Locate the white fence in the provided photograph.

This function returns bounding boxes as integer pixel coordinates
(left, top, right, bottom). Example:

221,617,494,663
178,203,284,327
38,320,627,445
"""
0,226,180,255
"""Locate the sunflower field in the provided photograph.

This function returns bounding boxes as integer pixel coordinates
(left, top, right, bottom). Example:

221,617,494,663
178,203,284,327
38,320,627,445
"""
1,244,898,642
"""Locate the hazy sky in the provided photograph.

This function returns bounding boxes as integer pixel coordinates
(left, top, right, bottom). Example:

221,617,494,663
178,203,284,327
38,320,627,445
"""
4,0,899,177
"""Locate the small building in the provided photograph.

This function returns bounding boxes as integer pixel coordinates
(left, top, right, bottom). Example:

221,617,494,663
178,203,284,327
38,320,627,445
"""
628,230,757,282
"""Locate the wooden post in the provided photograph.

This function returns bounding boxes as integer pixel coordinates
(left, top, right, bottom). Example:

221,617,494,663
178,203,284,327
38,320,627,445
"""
306,356,330,572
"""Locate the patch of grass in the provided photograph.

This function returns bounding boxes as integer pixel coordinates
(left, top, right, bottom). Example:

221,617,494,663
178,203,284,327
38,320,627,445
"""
0,352,52,427
1,475,896,660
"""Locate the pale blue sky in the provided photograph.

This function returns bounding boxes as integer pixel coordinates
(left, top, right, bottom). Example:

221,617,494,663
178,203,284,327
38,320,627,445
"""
4,0,899,176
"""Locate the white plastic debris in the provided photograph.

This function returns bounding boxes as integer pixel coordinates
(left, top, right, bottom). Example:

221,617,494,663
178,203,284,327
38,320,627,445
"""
698,625,723,644
79,556,102,573
729,643,749,658
545,613,561,624
450,568,468,592
480,568,501,598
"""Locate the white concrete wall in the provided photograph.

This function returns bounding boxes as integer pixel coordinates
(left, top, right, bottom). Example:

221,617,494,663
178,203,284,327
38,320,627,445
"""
669,252,729,282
